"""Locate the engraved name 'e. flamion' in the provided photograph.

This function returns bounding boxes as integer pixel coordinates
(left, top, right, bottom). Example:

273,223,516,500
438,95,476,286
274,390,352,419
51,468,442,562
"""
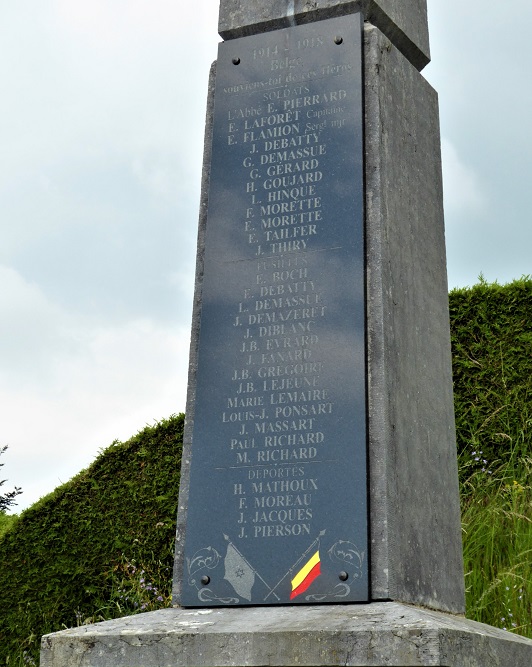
243,125,300,143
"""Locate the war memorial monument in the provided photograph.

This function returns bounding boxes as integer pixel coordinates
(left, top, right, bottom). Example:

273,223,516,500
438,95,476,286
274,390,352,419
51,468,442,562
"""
41,1,532,664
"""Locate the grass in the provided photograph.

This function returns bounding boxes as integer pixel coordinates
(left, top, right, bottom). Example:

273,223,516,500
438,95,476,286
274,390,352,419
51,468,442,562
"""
459,425,532,636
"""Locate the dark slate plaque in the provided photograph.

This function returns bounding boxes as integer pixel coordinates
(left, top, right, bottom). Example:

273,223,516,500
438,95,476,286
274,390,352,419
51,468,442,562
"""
181,13,367,606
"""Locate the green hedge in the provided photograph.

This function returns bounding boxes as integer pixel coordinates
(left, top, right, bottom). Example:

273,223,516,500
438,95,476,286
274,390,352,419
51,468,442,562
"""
0,414,183,666
0,512,17,539
450,276,532,468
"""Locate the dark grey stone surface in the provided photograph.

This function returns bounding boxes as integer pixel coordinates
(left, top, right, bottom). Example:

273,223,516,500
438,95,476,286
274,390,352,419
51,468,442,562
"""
172,61,217,603
218,0,430,71
41,603,532,666
180,14,369,608
174,22,465,615
364,25,464,612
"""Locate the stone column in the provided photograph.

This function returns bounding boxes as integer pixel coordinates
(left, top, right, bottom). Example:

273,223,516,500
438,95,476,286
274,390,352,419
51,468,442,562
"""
363,21,464,611
173,0,465,614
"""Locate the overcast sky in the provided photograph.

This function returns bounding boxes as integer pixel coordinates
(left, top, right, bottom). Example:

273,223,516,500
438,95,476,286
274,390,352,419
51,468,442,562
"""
1,0,530,512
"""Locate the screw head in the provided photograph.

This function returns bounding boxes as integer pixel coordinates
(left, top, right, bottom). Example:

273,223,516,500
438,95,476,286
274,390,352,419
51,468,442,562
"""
232,57,241,65
339,571,349,581
334,36,343,45
200,576,211,585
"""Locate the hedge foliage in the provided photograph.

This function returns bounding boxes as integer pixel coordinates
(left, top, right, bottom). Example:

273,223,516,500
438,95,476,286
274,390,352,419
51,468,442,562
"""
0,414,183,666
450,276,532,469
0,512,16,539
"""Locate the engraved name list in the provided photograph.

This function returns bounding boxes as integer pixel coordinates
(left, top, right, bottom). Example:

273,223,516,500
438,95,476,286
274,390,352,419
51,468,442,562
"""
182,14,368,607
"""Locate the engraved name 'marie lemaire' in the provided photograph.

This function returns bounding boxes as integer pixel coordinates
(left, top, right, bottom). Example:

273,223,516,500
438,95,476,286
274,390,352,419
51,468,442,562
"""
182,14,368,607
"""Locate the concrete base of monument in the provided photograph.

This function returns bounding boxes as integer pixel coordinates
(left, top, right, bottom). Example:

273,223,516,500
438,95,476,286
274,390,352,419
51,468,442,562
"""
41,602,532,667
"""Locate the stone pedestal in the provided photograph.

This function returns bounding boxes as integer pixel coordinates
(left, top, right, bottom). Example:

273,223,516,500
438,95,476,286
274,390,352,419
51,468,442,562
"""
41,604,532,667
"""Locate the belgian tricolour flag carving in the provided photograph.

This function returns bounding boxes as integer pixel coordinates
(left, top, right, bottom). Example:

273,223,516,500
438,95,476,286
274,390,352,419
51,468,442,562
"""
290,550,321,600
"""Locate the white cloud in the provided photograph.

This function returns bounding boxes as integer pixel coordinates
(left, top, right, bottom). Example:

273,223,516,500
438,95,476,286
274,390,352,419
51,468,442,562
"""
441,138,487,216
0,265,190,511
1,317,190,512
52,0,219,50
0,266,74,382
132,155,194,206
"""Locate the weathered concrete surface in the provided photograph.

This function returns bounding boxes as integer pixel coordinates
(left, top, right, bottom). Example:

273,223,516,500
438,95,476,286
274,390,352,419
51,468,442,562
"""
172,61,216,603
218,0,430,70
364,25,465,612
41,603,532,667
174,24,465,615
